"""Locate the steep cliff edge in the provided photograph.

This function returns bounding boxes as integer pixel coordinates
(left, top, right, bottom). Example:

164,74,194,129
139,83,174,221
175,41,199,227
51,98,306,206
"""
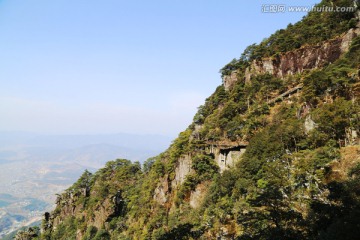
223,27,360,90
30,1,360,240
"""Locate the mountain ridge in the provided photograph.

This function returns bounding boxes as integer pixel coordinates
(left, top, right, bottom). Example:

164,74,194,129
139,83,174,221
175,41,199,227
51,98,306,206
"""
14,0,360,239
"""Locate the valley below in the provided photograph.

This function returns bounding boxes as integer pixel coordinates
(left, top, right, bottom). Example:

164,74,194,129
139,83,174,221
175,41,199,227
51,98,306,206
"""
0,132,171,238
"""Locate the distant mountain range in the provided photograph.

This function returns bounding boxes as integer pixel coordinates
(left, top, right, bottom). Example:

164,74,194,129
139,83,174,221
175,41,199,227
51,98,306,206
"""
0,131,172,152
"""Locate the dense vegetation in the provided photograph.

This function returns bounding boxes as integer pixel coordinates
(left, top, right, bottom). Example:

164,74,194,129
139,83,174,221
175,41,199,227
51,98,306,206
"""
14,0,360,239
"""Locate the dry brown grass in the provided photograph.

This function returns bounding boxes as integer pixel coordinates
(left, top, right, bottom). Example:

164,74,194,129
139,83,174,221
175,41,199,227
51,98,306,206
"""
327,145,360,182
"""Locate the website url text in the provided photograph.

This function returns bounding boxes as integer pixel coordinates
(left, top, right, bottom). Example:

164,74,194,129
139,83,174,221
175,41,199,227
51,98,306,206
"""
262,5,356,13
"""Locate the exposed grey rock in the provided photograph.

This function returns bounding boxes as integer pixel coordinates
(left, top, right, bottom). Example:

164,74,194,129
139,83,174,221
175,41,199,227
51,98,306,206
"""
221,27,360,86
304,115,317,134
153,176,169,205
222,70,238,91
171,154,193,189
216,147,246,173
341,27,360,52
346,128,359,145
189,184,206,209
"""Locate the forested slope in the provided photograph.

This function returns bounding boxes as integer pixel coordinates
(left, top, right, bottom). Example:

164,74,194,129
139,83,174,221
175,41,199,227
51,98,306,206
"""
16,0,360,239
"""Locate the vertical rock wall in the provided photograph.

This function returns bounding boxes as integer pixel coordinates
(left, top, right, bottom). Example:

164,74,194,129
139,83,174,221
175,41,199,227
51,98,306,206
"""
223,27,360,90
216,147,246,173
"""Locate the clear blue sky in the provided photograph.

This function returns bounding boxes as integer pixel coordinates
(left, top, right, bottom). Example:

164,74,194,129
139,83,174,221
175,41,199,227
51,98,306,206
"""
0,0,319,137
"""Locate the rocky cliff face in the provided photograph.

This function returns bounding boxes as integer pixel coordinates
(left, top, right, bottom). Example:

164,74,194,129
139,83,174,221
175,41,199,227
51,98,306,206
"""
222,70,238,91
48,189,117,238
245,28,360,83
223,27,360,90
153,143,247,206
172,154,193,188
153,174,171,206
215,146,246,173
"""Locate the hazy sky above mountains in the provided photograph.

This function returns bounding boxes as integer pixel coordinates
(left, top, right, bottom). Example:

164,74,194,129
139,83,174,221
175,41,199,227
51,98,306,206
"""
0,0,318,137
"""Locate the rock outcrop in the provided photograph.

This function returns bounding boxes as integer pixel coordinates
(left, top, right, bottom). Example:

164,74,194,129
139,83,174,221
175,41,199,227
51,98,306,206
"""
171,154,193,188
189,183,208,209
215,146,246,173
153,175,169,205
223,27,360,91
304,115,317,134
245,28,360,83
222,70,239,91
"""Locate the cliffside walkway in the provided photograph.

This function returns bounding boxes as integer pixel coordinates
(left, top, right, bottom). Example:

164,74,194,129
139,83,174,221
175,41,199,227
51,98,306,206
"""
206,140,248,149
267,84,303,105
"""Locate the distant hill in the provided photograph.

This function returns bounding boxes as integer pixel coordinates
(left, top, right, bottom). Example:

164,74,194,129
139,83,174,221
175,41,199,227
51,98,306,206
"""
0,132,172,153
